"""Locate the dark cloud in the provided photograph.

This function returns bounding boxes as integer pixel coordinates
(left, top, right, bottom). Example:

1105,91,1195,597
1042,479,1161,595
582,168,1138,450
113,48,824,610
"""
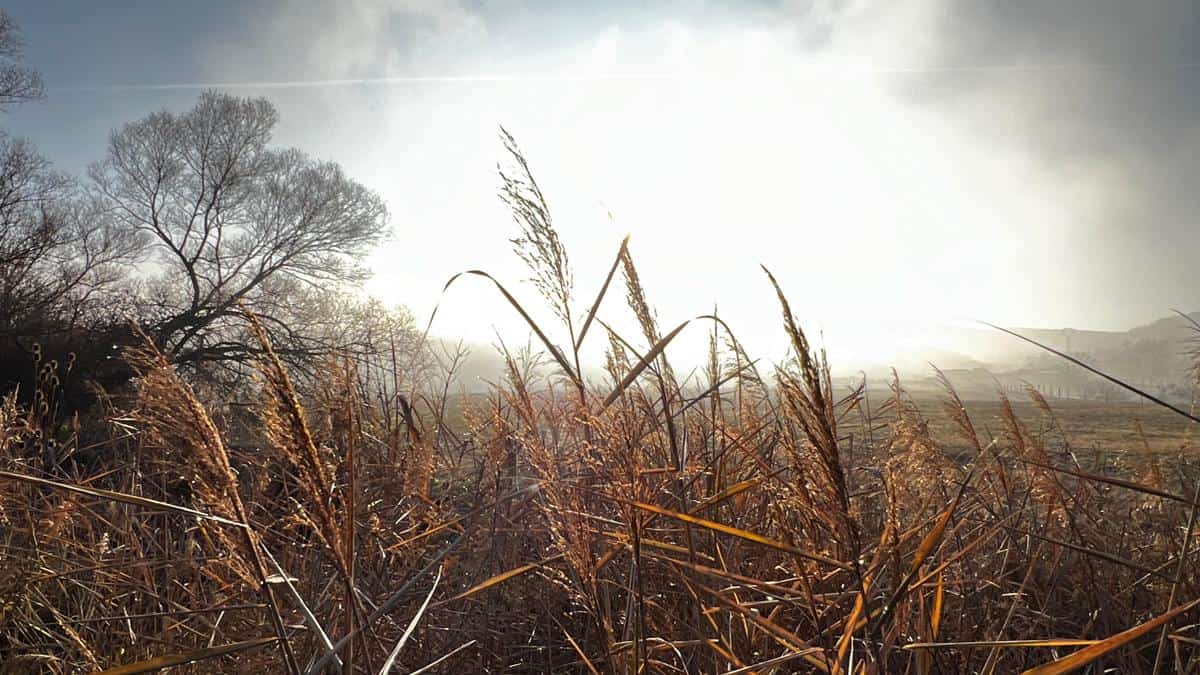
908,2,1200,160
888,1,1200,322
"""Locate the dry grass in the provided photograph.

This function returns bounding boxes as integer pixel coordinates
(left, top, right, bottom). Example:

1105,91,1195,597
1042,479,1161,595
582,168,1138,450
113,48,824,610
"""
2,142,1200,674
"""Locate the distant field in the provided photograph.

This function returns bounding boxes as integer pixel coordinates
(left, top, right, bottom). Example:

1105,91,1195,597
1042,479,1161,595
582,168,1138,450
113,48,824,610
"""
447,387,1200,457
919,397,1196,454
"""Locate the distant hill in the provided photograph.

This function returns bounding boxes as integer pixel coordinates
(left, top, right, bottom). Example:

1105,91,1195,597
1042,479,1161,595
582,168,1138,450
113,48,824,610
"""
428,312,1200,396
923,311,1200,401
1006,312,1198,382
1128,312,1200,343
1000,312,1200,357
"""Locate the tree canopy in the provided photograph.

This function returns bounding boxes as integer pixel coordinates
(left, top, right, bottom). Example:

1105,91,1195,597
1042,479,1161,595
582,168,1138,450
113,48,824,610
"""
89,92,391,376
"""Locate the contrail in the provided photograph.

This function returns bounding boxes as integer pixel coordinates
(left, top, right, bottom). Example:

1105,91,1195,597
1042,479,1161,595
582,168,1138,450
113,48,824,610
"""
57,73,682,92
56,60,1200,93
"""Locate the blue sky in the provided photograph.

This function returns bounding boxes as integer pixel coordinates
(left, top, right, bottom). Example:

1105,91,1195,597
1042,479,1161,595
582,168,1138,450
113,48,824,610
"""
6,2,242,170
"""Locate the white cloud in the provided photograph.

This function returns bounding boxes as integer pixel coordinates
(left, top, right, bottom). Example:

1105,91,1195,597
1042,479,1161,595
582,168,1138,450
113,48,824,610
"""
187,1,1142,373
201,0,487,82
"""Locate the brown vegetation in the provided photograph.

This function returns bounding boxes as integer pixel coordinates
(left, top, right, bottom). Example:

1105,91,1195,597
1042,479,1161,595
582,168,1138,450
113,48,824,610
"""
3,137,1200,675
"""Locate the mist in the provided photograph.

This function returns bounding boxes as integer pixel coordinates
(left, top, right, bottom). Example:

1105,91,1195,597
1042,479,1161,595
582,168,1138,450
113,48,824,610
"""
9,1,1197,379
8,3,1200,673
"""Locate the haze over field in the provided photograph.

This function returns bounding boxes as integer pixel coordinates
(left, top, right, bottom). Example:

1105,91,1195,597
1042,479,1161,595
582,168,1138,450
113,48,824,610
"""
8,0,1200,378
9,4,1200,673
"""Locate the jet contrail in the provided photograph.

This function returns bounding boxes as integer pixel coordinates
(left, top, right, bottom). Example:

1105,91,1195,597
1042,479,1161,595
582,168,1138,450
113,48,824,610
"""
57,73,682,92
55,60,1200,93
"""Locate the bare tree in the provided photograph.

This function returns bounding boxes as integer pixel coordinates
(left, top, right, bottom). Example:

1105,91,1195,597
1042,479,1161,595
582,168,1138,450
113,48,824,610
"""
0,139,139,340
0,145,141,413
312,293,434,399
0,18,407,402
0,12,143,406
89,91,390,378
0,9,42,109
0,16,136,335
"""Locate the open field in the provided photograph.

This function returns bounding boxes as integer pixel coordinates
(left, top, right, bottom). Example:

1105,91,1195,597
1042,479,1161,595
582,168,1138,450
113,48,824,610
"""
907,396,1197,458
15,284,1200,673
447,390,1200,460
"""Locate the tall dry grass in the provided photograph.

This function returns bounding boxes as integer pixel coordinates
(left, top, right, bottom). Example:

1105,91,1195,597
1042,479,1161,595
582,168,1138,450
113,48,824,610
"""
1,138,1200,674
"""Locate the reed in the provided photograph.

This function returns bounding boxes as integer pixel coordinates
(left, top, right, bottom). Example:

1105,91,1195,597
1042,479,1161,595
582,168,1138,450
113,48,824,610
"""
1,140,1199,674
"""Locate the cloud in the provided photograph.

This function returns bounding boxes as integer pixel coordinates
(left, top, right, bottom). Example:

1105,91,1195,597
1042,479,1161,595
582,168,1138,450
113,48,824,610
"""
200,0,487,82
176,0,1199,372
880,1,1200,321
906,1,1200,162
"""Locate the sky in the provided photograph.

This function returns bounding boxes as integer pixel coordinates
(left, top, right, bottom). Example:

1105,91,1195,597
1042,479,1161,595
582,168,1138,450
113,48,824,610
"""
5,1,1200,373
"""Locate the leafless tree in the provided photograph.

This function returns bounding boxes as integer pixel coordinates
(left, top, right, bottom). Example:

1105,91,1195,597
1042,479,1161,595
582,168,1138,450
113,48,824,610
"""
0,18,408,402
315,293,434,401
0,9,42,109
89,91,391,379
0,17,132,333
0,139,140,340
0,12,143,404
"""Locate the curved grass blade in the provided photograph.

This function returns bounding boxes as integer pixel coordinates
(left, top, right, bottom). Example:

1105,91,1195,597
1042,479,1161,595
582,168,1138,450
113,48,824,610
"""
602,319,691,409
685,577,829,671
722,649,824,674
0,470,246,528
555,618,602,675
58,604,264,625
575,234,629,351
94,637,278,674
673,360,760,420
602,531,717,560
623,498,851,570
981,321,1200,424
905,639,1099,651
308,531,468,674
438,553,564,605
1020,598,1200,674
1017,457,1198,507
408,640,478,675
442,270,580,385
931,573,945,639
699,312,772,391
689,478,763,515
1007,526,1173,581
261,544,342,671
690,579,811,652
879,467,976,627
379,565,443,674
650,553,809,599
